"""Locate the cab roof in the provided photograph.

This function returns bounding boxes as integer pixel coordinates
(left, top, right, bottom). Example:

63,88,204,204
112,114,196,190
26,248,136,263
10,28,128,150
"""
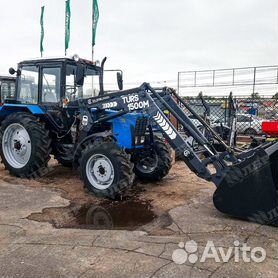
18,57,101,70
0,76,16,81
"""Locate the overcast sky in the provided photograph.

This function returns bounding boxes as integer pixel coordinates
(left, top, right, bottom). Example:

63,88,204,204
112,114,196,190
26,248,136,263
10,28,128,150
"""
0,0,277,90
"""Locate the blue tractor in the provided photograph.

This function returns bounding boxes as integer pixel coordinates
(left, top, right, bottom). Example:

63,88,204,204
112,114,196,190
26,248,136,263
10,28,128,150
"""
0,57,172,198
1,56,278,226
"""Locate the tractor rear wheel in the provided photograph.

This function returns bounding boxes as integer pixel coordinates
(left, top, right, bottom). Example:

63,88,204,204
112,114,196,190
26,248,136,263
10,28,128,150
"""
79,140,134,198
133,136,172,182
0,112,51,178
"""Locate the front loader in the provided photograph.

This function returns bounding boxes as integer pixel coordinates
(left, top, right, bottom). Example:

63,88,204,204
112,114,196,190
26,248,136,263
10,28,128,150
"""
0,56,277,226
76,83,278,226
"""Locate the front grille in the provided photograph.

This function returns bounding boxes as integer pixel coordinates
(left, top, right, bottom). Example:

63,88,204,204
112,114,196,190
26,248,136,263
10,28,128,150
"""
135,117,148,137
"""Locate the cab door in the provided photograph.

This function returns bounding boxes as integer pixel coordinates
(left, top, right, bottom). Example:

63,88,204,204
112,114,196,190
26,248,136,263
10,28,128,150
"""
40,65,68,130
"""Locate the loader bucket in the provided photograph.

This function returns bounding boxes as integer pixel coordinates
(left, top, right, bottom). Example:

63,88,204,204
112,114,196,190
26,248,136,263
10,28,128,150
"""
213,148,278,226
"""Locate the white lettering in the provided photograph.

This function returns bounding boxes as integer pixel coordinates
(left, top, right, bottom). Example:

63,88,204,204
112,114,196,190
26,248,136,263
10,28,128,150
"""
200,241,221,263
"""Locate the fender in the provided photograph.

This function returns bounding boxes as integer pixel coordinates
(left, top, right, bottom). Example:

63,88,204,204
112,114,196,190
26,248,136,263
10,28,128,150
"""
72,133,116,169
0,104,46,118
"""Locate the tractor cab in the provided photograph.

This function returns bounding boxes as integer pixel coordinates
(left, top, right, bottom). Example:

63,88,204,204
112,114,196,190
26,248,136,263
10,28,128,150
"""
0,76,16,104
8,56,104,106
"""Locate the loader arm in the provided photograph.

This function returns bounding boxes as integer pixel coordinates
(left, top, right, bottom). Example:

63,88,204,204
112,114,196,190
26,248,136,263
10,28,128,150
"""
227,92,237,147
199,92,211,118
79,83,234,186
76,83,278,226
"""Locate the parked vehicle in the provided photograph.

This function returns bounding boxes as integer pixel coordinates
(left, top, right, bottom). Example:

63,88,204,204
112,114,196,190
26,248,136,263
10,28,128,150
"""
0,76,16,104
214,113,266,135
236,114,266,135
188,114,220,127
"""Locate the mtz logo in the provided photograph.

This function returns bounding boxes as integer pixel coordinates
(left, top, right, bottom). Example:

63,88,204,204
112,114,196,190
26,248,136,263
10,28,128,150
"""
153,112,177,140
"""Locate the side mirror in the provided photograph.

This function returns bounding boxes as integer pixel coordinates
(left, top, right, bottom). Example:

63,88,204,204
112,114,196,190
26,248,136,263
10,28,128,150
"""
9,68,21,76
117,72,123,91
76,65,85,86
9,68,16,75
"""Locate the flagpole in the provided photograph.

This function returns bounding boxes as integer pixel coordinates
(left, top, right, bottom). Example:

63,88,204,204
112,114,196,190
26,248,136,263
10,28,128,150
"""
65,0,67,56
92,0,99,96
92,0,94,62
92,0,95,96
92,50,95,96
92,0,97,62
40,6,45,58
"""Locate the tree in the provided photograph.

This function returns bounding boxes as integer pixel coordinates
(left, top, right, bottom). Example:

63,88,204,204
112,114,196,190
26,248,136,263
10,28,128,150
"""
272,92,278,99
251,92,261,99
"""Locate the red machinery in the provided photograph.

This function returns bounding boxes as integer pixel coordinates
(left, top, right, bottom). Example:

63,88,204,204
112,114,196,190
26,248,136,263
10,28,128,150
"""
262,121,278,136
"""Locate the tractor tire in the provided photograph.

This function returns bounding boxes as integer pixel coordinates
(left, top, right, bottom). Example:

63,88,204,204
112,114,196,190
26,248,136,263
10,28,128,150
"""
133,136,172,182
79,139,134,199
0,112,51,178
244,128,257,135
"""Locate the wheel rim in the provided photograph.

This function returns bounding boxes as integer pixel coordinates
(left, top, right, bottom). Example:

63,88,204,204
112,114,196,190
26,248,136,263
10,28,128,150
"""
136,152,158,174
2,123,32,169
86,154,115,190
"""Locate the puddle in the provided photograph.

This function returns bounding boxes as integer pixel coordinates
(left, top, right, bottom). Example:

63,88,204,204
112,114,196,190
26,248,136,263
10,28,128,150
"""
64,199,156,230
28,198,160,231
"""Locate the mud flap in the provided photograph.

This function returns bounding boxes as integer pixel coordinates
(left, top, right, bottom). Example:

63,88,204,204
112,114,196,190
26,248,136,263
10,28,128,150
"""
213,149,278,226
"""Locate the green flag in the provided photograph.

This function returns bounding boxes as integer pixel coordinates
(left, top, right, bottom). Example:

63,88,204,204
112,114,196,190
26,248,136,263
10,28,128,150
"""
40,6,45,57
65,0,71,55
92,0,99,46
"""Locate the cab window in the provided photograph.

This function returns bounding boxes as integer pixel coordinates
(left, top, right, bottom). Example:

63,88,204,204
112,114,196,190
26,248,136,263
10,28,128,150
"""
41,67,61,103
237,115,252,122
18,66,39,104
65,65,100,101
83,69,100,98
65,65,78,101
0,81,15,102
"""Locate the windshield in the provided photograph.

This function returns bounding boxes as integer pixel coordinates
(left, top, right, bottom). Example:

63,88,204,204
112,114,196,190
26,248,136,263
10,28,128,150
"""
65,65,100,101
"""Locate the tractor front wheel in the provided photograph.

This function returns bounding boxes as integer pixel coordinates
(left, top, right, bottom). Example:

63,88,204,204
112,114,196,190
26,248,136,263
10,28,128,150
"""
0,112,51,178
79,140,134,198
133,136,172,182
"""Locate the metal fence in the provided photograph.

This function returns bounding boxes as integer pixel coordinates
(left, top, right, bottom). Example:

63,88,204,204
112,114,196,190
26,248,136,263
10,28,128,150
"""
176,65,278,135
178,65,278,96
180,95,278,135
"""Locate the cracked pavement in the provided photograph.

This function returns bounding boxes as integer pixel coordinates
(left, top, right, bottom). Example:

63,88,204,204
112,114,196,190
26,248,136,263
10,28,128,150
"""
0,163,277,278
